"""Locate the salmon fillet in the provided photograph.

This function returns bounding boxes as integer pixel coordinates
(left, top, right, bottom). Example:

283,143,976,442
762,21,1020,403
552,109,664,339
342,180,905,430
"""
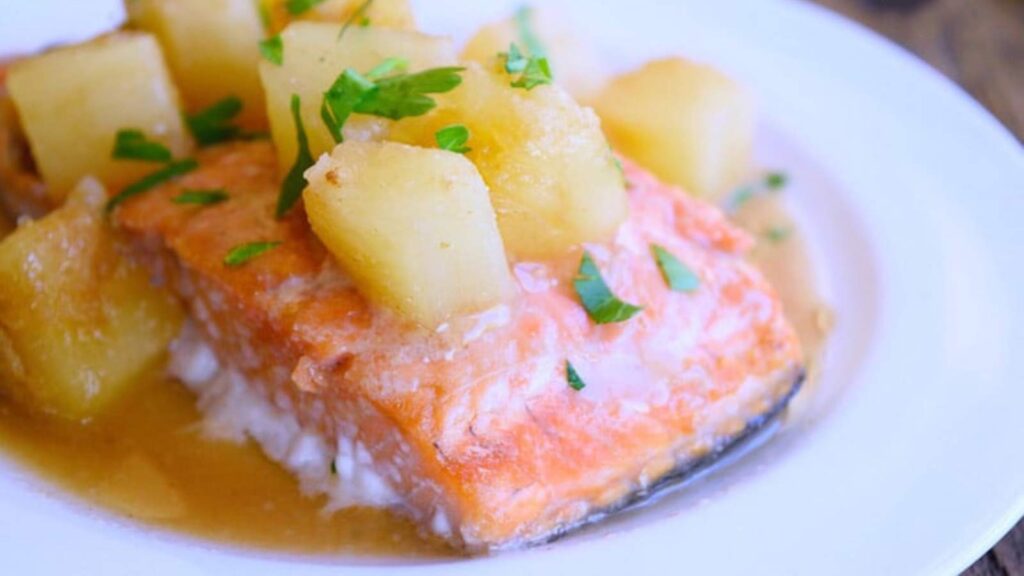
114,141,804,550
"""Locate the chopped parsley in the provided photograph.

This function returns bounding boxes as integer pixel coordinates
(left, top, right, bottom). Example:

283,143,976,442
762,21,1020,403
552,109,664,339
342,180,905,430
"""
106,159,199,213
573,252,643,324
173,189,229,206
566,360,586,391
501,42,552,90
651,244,700,293
725,170,789,213
277,94,315,218
514,6,547,58
224,241,282,267
330,459,338,474
111,129,173,163
435,124,471,154
762,226,792,243
321,63,464,144
321,69,376,143
186,96,244,146
365,57,408,80
338,0,374,40
259,34,284,66
286,0,327,15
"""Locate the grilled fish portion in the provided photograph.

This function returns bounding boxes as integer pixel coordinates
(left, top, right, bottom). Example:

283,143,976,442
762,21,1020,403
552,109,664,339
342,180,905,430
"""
115,141,803,550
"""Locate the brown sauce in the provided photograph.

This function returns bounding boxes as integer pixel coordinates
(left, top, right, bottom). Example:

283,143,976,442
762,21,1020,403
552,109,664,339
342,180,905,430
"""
0,196,828,558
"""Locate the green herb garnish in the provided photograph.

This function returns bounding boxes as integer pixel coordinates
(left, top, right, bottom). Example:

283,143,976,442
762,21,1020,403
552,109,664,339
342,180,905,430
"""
224,241,282,267
725,170,789,213
320,63,464,143
500,42,552,90
365,57,408,80
762,226,792,243
573,252,643,324
286,0,327,15
435,124,471,154
106,159,199,213
514,6,547,58
277,94,315,218
357,66,464,119
338,0,374,39
112,129,173,163
566,360,586,391
186,96,244,146
321,69,376,144
651,244,700,293
330,459,338,474
173,189,229,206
259,35,284,66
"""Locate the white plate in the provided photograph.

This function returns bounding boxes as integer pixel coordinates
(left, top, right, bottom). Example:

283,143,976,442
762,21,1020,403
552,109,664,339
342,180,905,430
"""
1,1,1022,574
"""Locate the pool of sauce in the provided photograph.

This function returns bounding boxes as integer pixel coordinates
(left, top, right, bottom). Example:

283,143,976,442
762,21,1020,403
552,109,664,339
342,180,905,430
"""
0,195,829,558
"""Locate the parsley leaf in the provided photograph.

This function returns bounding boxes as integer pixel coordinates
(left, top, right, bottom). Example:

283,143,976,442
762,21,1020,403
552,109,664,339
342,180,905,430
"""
321,68,376,144
259,35,283,66
112,129,173,163
286,0,327,15
106,159,199,213
277,94,315,218
435,124,471,154
338,0,374,40
365,57,408,80
173,189,229,206
355,66,464,119
503,43,528,74
573,252,643,324
515,6,547,58
725,170,789,213
762,226,791,243
651,244,700,293
186,97,244,146
566,360,586,391
320,63,464,142
500,43,552,90
224,241,282,267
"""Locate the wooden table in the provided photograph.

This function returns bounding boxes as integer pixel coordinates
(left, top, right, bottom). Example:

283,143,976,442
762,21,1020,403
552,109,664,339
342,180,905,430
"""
809,0,1024,573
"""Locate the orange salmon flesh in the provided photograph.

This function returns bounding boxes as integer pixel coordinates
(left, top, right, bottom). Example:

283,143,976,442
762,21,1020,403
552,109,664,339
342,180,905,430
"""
114,141,804,550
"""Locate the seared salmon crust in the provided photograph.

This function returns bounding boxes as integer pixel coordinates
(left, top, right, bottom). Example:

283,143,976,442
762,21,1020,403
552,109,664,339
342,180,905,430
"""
114,141,804,550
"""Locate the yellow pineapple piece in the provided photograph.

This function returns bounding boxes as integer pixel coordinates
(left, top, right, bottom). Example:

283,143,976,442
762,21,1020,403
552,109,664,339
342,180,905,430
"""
0,178,183,419
304,141,513,327
6,33,192,201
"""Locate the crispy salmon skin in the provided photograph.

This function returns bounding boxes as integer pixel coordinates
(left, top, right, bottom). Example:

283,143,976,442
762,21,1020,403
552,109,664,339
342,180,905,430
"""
115,141,803,549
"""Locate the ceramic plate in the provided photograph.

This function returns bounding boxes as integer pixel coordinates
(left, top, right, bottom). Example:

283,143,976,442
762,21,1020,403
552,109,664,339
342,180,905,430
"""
1,0,1022,574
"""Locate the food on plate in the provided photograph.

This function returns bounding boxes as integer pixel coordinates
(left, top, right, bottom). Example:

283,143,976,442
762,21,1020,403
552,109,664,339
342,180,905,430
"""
128,0,268,130
594,57,754,200
258,0,416,35
0,178,183,419
389,64,627,258
304,140,514,327
258,23,456,170
6,33,192,200
462,6,607,102
0,0,826,556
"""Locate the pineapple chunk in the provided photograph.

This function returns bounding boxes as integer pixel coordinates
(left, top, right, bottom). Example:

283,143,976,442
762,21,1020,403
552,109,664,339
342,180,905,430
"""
389,65,627,259
304,141,513,328
259,0,416,34
0,178,183,419
594,58,754,200
128,0,267,130
6,33,192,201
259,23,456,171
461,7,607,103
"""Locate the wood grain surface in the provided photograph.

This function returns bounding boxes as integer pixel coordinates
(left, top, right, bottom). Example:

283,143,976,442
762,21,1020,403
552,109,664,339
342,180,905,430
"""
809,0,1024,574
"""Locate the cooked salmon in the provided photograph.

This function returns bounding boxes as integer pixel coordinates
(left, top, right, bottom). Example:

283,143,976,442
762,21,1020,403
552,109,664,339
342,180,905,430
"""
114,140,804,550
